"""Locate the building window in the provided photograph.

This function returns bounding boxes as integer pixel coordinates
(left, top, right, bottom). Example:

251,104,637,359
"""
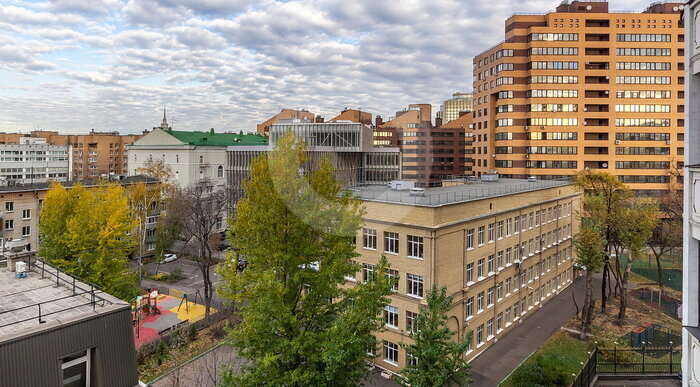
4,220,13,230
466,263,474,283
477,258,485,278
487,254,494,273
488,223,495,242
21,226,30,236
5,202,13,212
466,297,474,318
362,263,376,283
383,340,399,365
363,228,376,250
407,311,418,332
217,165,224,178
477,226,485,245
506,278,512,294
497,312,503,331
146,216,158,224
466,228,474,249
61,349,91,387
199,155,204,163
386,269,399,292
477,324,484,344
384,232,399,254
407,235,423,259
477,291,484,311
384,305,399,328
407,274,424,298
22,209,30,219
147,242,155,251
407,353,418,367
497,251,504,269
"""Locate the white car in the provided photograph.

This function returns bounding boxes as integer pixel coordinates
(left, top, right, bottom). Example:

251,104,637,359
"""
160,253,178,264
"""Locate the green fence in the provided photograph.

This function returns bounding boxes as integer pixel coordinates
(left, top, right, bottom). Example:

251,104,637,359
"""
618,255,682,291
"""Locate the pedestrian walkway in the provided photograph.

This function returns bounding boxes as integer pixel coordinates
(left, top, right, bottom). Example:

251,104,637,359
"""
469,275,601,386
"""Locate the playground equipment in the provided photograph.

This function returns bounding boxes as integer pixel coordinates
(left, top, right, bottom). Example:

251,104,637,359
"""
627,323,681,348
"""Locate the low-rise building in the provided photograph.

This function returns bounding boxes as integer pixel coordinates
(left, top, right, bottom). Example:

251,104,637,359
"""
0,259,138,386
348,177,580,373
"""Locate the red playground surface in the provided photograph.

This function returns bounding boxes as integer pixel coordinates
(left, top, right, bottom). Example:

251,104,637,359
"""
132,294,211,348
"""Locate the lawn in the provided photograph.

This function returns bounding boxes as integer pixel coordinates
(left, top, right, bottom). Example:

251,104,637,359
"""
499,331,592,387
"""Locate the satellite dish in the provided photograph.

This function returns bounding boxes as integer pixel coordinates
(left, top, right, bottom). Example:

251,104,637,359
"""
586,5,592,10
672,6,678,11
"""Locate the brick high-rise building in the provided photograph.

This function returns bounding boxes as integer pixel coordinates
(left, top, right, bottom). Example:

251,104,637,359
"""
472,0,684,195
256,109,315,136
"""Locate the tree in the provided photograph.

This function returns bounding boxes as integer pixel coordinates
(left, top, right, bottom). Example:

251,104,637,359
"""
400,285,472,387
573,170,632,313
136,157,176,197
39,182,138,300
127,181,161,284
168,184,228,317
574,222,606,339
615,201,658,325
218,132,393,386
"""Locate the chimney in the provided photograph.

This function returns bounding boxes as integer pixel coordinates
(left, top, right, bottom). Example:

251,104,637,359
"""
375,115,384,127
435,117,443,127
315,115,325,123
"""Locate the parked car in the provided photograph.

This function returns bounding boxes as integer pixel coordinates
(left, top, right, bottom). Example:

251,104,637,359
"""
160,253,178,264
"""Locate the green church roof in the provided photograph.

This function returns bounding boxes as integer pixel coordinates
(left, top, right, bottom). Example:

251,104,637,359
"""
167,129,268,146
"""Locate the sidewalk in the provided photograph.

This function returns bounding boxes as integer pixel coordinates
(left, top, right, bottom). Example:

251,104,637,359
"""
469,274,601,386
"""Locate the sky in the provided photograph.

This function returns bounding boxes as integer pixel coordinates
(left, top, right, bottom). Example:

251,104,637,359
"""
0,0,656,134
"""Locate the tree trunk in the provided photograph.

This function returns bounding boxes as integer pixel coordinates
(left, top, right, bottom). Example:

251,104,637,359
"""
200,246,212,318
654,251,664,298
601,261,609,313
616,259,633,325
580,270,594,339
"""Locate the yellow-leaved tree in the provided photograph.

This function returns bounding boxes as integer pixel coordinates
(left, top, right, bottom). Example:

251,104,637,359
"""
39,182,139,300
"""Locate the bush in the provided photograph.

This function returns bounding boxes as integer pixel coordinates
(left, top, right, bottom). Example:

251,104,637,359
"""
510,353,570,386
188,324,198,342
156,340,169,365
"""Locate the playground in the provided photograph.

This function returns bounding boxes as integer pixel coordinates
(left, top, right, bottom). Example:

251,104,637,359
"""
133,289,213,348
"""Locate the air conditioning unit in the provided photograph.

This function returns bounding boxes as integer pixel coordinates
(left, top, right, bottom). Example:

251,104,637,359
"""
583,107,588,111
666,140,672,145
605,76,609,80
604,90,609,95
583,121,587,125
601,162,608,168
524,126,530,131
492,154,497,158
615,140,621,145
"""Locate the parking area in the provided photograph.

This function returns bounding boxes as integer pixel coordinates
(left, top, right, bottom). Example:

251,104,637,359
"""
130,255,225,294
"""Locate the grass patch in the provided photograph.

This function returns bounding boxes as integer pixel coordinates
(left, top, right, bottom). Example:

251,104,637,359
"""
500,331,592,387
143,268,185,283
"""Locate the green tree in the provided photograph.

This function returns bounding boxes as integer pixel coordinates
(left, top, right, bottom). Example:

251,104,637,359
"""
574,222,606,339
218,132,393,386
400,285,472,387
127,181,161,284
573,170,632,313
39,182,138,300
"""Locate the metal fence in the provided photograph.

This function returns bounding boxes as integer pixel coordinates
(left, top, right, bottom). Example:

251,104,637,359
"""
571,346,681,386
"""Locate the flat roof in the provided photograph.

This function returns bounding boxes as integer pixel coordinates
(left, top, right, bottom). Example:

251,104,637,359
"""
0,260,129,342
350,178,572,207
0,175,158,194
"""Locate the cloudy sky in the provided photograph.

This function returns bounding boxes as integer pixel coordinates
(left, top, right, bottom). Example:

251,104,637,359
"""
0,0,654,134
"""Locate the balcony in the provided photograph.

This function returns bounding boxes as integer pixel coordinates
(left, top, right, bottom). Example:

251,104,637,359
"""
585,33,610,41
585,19,610,27
585,48,610,56
585,90,609,98
585,76,609,84
584,132,609,141
585,62,609,70
584,104,609,113
583,118,609,127
584,161,609,169
584,147,609,155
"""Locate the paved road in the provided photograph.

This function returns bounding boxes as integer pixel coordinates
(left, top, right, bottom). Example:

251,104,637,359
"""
469,274,601,386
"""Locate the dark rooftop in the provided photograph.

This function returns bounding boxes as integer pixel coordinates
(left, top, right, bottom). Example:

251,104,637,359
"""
0,175,158,193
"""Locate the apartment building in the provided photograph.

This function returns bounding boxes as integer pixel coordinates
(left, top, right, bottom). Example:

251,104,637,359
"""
471,0,685,195
348,178,580,373
375,104,474,187
682,0,700,384
0,142,70,184
440,92,474,124
256,108,317,135
0,130,142,180
0,176,159,260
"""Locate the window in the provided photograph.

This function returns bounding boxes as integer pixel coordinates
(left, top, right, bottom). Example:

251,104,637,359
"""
497,312,503,331
616,48,671,56
362,263,376,283
487,318,494,337
407,311,418,332
487,287,494,306
488,223,495,242
363,228,376,249
384,305,399,328
5,202,13,212
22,226,30,236
407,353,418,367
477,258,485,277
528,89,578,98
478,226,485,245
386,269,399,291
466,297,474,318
61,349,91,387
487,254,495,273
383,341,399,365
497,282,503,299
616,76,671,85
497,251,504,268
466,263,474,283
407,235,424,259
477,324,484,344
477,291,484,311
4,220,13,230
384,232,399,254
407,274,424,298
146,216,158,224
505,307,511,324
467,228,474,249
217,165,224,178
146,228,156,238
506,218,512,236
497,221,504,239
199,155,204,163
528,47,578,55
506,277,512,294
616,90,670,99
147,242,155,251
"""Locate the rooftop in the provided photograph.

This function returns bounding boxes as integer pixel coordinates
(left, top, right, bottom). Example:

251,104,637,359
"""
167,129,268,147
0,175,158,193
350,178,572,207
0,259,128,342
